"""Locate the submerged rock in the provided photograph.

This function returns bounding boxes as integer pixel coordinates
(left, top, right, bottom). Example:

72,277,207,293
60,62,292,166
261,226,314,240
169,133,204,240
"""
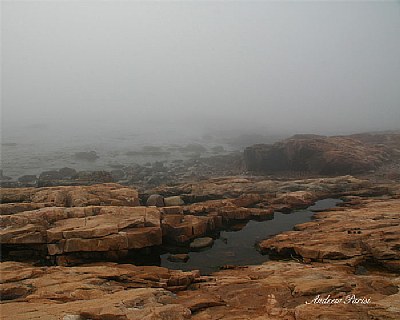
189,237,214,250
167,253,190,263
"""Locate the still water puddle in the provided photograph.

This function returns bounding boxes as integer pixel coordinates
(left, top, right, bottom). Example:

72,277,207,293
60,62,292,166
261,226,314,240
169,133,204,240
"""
160,198,342,274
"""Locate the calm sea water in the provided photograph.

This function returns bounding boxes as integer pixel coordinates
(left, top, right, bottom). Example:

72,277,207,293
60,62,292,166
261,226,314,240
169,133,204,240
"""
1,124,234,179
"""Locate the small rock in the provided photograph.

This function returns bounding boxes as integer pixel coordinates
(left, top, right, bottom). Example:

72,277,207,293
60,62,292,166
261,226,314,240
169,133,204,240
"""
63,315,84,320
164,196,185,207
39,170,63,181
167,254,190,263
190,237,214,250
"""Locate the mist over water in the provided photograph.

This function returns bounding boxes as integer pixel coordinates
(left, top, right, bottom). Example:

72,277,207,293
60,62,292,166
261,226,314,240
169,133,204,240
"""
1,1,400,177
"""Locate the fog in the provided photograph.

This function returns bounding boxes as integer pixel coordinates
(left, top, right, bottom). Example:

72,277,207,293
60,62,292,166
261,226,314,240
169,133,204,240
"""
2,1,400,141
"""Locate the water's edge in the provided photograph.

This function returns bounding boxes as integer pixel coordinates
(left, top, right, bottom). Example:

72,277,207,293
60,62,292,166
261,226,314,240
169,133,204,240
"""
154,198,342,274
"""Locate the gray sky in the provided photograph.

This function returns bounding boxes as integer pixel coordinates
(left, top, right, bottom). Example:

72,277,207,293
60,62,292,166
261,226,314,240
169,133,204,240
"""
2,0,400,137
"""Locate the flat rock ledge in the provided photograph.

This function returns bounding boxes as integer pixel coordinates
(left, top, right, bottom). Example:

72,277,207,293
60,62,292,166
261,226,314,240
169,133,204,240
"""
0,181,399,319
1,259,399,319
259,198,400,272
0,177,395,264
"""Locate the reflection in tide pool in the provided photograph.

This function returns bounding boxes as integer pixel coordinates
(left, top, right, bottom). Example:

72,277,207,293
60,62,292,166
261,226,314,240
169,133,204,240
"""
160,198,342,274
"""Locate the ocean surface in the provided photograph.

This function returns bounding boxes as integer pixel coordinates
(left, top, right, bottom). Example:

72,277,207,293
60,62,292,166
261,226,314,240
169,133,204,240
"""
1,124,237,179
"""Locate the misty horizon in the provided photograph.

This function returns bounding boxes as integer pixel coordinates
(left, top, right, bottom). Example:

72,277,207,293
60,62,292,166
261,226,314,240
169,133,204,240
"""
2,1,400,141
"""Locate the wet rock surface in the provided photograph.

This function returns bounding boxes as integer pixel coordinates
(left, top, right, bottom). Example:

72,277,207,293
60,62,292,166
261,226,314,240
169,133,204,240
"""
189,237,214,250
168,254,190,263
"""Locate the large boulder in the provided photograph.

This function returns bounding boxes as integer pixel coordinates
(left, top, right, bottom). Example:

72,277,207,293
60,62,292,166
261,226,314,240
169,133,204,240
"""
244,136,391,175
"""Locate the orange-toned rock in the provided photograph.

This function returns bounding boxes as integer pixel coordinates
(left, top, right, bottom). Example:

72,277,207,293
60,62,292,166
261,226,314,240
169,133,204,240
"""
216,206,274,221
152,175,373,205
259,198,400,271
271,191,315,207
0,183,140,207
0,261,199,319
0,203,45,215
162,214,222,243
2,258,399,320
1,180,399,319
1,206,162,256
177,261,399,320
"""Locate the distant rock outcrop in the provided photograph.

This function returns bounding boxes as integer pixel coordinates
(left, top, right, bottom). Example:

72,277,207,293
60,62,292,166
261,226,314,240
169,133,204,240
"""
244,135,394,175
74,151,99,161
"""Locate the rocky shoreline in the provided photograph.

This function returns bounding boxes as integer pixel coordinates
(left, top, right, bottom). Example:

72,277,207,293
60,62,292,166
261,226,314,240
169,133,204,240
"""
1,132,400,319
1,175,399,319
1,176,390,264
